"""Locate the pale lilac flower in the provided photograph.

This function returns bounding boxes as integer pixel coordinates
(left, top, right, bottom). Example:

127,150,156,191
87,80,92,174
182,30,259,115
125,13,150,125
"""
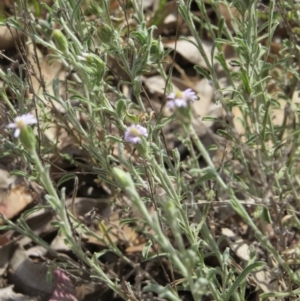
166,89,198,109
124,124,148,144
7,113,37,138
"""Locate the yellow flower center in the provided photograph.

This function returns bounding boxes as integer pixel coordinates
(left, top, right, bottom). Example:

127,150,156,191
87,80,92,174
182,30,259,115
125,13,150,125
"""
175,90,183,98
129,127,140,137
16,119,26,129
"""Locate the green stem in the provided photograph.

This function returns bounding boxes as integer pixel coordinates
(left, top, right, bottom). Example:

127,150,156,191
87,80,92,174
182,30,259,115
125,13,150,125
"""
189,126,300,284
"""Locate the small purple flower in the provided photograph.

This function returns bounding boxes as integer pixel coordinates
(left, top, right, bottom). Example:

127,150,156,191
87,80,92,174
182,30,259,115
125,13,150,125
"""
166,89,198,109
124,124,148,144
7,113,37,138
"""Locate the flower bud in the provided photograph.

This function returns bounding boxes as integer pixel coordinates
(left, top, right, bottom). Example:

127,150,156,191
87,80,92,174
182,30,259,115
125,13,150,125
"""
86,1,102,16
78,52,106,81
97,23,113,44
150,39,164,63
52,29,69,53
112,167,135,190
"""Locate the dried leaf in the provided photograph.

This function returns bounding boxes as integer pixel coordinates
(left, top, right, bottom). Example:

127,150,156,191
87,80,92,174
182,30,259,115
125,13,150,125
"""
164,37,212,68
0,182,40,224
